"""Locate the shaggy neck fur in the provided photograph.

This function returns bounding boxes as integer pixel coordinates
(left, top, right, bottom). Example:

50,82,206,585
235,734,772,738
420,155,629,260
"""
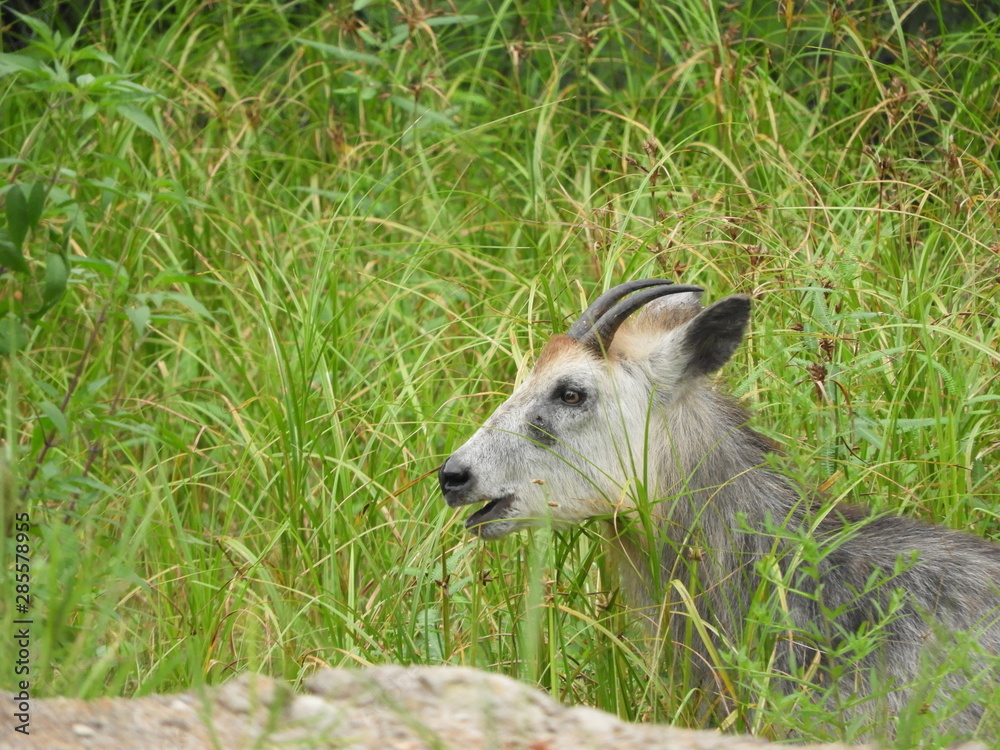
604,383,800,640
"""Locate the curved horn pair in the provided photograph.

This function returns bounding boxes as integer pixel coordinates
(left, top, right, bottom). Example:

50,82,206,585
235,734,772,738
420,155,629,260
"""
566,279,703,355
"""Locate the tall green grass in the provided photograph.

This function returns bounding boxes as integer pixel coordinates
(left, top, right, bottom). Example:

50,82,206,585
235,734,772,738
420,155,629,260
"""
1,0,998,746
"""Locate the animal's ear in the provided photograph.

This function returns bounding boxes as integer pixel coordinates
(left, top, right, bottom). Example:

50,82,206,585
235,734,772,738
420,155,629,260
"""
680,296,751,376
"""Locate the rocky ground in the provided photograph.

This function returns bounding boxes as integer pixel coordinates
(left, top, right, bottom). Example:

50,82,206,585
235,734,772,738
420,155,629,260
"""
4,665,989,750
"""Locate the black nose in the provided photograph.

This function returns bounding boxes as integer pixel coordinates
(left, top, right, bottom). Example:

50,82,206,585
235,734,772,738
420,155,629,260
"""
439,457,472,496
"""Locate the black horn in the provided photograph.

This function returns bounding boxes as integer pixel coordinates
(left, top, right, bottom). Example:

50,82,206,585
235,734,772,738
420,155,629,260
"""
578,283,704,354
565,279,678,340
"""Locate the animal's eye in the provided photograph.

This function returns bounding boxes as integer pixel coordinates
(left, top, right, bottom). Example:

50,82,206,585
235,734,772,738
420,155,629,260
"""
560,388,585,405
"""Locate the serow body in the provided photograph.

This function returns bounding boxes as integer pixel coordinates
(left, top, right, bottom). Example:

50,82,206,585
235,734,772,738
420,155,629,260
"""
439,280,1000,738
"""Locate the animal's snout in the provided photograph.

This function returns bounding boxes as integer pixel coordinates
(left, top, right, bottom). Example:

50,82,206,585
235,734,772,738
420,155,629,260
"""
439,457,473,502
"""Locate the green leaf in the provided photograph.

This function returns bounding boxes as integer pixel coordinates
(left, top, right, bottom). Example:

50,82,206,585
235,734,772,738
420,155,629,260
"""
297,38,384,67
887,418,946,433
357,26,386,48
113,103,170,146
0,231,29,274
160,291,214,321
44,252,68,300
388,95,457,128
37,401,69,438
5,185,28,250
26,182,45,229
126,305,151,335
422,15,479,28
30,252,69,320
0,317,29,354
386,25,409,48
86,375,111,395
0,53,44,77
10,11,56,46
73,46,119,67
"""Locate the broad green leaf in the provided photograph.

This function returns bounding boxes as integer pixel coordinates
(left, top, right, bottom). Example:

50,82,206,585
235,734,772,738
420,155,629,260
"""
30,252,68,320
45,252,68,292
73,46,119,66
160,292,214,321
126,305,151,335
86,74,158,98
113,103,170,146
0,53,44,77
86,375,112,395
5,185,28,250
10,11,56,45
26,182,45,229
0,317,28,354
297,38,384,67
37,401,69,438
0,231,29,274
386,25,409,48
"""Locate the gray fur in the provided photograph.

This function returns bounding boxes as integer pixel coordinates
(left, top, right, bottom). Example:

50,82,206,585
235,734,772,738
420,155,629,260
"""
440,286,1000,738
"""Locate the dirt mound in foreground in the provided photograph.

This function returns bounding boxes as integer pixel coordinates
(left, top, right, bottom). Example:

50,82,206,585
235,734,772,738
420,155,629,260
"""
5,665,987,750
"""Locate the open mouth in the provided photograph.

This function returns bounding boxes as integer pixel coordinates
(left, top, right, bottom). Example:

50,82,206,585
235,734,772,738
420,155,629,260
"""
465,494,515,531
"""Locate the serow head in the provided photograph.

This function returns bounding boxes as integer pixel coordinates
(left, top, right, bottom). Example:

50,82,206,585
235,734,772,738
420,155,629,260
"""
439,279,751,538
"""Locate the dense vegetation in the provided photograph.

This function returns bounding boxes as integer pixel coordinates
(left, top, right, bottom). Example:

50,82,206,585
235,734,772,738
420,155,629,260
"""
1,1,998,746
